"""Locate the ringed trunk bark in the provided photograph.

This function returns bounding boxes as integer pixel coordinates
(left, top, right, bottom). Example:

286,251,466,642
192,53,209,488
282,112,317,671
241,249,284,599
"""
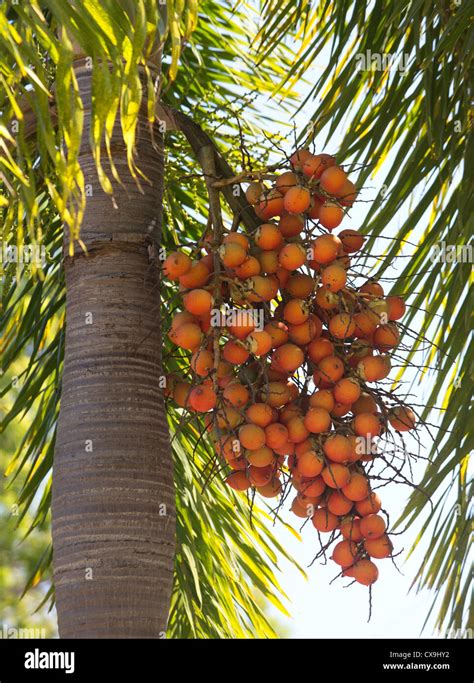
52,60,175,638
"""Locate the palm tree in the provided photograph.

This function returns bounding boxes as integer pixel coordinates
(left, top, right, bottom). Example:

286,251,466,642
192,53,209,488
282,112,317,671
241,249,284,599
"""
1,0,471,637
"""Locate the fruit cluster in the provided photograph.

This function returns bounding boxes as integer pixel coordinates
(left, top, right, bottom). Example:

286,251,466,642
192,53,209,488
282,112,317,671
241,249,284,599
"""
163,149,416,588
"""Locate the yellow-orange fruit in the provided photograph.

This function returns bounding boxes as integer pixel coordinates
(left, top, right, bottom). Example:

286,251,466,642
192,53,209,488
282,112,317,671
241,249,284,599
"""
190,349,214,377
319,202,344,230
183,288,213,316
315,287,339,310
255,223,283,250
265,422,289,449
283,416,307,444
189,385,217,412
264,320,289,348
216,435,241,461
312,508,339,532
304,407,332,434
288,315,321,345
169,322,202,350
284,185,311,214
223,231,249,250
332,539,358,566
245,181,265,205
173,382,192,408
275,171,298,195
359,513,386,539
223,382,250,408
300,476,326,498
357,355,389,382
170,311,196,331
338,228,364,253
273,343,305,372
245,275,278,302
356,492,382,517
309,389,335,412
338,179,358,207
291,496,312,518
307,195,323,219
340,516,364,542
216,405,243,430
364,534,393,559
322,463,351,489
163,251,192,279
286,381,299,402
290,148,313,171
331,401,352,417
258,249,279,274
352,559,379,585
222,340,249,364
352,392,378,415
245,330,272,357
389,406,416,432
226,471,251,491
323,434,353,464
333,377,361,404
353,412,382,438
257,479,282,498
328,491,354,517
278,242,307,270
286,273,315,298
278,212,304,238
179,261,210,288
374,323,400,351
307,337,334,364
329,313,356,339
254,189,285,220
228,310,257,339
273,440,295,457
246,445,275,467
239,424,266,451
260,381,291,408
387,296,406,321
311,234,342,264
245,403,274,428
302,152,336,179
360,280,384,297
234,256,261,279
248,464,273,487
354,309,380,337
283,298,309,325
314,355,345,386
279,403,303,425
342,472,369,501
320,165,347,194
321,264,347,292
297,450,324,478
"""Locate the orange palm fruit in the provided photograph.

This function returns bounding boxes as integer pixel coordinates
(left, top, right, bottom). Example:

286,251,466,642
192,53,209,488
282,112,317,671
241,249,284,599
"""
328,491,354,517
352,559,379,585
356,492,382,516
342,473,369,501
338,228,364,253
297,450,324,478
265,422,289,449
246,445,275,467
302,152,336,179
307,337,334,364
264,320,289,348
258,249,279,274
219,242,248,267
226,470,251,491
286,273,315,298
374,323,400,351
257,479,282,498
189,385,217,412
168,322,202,350
360,280,384,297
304,407,332,433
311,234,342,264
359,513,386,539
314,355,345,385
337,179,358,207
272,343,305,372
179,260,210,288
245,181,265,205
329,313,356,339
163,251,192,279
254,223,284,250
364,534,393,559
239,424,266,451
352,392,378,415
333,377,361,404
357,355,390,382
288,315,321,345
254,188,285,220
245,275,278,302
183,288,213,316
275,171,298,195
289,148,313,171
283,298,310,325
278,242,307,270
222,340,249,364
245,403,274,428
323,434,353,464
340,515,364,542
320,165,347,194
353,412,382,438
322,463,351,489
386,296,406,321
223,382,250,408
309,389,335,412
278,212,304,237
173,382,192,408
312,508,339,532
321,263,347,292
228,310,257,339
354,309,380,337
389,406,416,431
286,416,310,444
318,202,344,230
234,256,261,279
331,539,358,566
284,185,311,214
223,232,250,250
190,349,214,377
260,381,291,408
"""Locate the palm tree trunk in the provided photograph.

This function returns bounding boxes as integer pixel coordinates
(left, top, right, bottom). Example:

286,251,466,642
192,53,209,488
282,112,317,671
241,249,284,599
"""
52,59,175,638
